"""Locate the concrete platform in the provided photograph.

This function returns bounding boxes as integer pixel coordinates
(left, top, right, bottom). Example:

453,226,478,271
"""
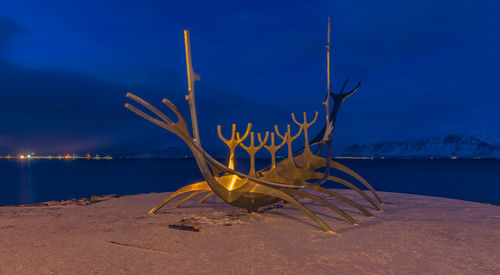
0,190,499,274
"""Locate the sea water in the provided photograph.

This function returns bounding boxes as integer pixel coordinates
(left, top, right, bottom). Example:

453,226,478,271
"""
0,158,499,206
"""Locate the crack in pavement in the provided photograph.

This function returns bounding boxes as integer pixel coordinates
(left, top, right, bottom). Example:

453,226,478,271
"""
109,241,170,254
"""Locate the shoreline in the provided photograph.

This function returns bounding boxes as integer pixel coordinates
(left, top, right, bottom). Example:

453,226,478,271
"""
3,191,499,208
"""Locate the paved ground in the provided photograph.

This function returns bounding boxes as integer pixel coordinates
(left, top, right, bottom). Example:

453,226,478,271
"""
0,190,499,274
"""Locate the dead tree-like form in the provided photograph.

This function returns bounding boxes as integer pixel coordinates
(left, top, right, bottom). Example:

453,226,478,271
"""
125,19,382,233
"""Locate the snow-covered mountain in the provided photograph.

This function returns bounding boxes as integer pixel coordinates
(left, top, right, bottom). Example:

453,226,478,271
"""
341,131,500,158
130,147,193,158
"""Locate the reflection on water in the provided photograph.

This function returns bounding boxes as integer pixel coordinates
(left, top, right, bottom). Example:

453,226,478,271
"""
18,160,34,204
0,158,499,206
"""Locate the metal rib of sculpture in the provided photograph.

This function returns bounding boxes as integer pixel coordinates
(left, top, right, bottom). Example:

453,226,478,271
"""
125,19,382,233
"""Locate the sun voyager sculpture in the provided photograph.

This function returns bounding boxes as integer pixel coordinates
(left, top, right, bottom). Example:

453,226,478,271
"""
125,18,383,233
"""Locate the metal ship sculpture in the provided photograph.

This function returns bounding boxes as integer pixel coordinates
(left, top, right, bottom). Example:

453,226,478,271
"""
125,19,383,233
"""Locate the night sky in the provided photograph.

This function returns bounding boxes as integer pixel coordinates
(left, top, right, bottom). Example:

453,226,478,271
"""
1,1,499,156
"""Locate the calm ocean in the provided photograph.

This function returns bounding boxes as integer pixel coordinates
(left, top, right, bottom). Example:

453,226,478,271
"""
1,158,499,206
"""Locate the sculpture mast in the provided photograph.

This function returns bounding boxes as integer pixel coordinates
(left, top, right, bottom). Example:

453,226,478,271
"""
321,17,333,143
313,17,333,184
184,30,201,145
326,16,331,115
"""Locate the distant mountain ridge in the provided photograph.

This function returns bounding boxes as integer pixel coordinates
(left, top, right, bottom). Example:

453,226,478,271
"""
341,131,500,158
130,147,193,158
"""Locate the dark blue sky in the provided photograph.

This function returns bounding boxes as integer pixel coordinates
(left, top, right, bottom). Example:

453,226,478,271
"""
1,0,499,156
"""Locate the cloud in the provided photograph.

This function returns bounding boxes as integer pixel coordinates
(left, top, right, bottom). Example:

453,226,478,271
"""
1,0,499,155
0,16,167,154
0,135,13,146
0,16,24,53
0,15,258,155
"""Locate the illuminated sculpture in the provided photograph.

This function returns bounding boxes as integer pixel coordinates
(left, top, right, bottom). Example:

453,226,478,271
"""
125,18,382,233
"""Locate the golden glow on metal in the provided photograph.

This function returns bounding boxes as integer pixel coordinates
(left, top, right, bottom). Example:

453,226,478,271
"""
125,23,383,233
228,156,235,170
218,123,251,170
228,175,237,191
184,30,194,92
184,30,201,145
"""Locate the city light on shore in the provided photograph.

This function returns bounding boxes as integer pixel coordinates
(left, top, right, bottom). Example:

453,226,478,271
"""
0,154,112,160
